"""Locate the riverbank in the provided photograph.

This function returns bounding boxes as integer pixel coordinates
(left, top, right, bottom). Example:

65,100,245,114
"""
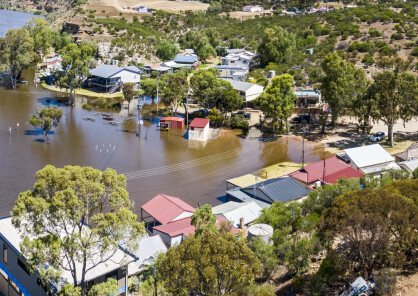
41,83,124,99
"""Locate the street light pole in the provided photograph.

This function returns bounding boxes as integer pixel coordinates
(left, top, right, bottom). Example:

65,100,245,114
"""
302,127,308,169
156,74,159,115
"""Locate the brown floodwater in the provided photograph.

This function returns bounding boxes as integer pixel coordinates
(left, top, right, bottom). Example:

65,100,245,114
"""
0,68,324,217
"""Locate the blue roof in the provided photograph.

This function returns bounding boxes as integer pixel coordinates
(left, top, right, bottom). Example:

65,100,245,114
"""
90,65,141,78
173,54,198,64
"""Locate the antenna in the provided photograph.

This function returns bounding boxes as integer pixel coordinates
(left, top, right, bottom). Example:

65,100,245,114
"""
323,147,326,184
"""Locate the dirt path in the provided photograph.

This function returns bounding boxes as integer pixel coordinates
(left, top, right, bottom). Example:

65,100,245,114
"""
87,0,209,13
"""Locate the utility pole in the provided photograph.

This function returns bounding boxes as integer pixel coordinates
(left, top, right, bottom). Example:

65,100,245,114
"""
156,74,160,115
302,127,308,169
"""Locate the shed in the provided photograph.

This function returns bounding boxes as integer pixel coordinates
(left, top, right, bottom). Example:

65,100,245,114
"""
160,117,185,129
226,174,265,189
212,201,265,228
222,79,264,103
343,144,400,176
188,118,211,141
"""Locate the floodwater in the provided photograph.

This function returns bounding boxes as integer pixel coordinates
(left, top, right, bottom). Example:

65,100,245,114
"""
0,10,42,37
0,68,324,217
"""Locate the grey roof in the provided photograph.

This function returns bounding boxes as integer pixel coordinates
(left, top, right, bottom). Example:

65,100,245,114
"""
90,64,141,78
184,49,196,54
294,90,321,97
128,235,167,276
173,54,198,64
398,159,418,172
241,177,310,203
212,201,265,227
222,79,264,92
215,65,248,70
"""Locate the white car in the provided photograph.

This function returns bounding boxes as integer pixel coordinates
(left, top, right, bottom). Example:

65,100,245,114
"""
369,132,386,142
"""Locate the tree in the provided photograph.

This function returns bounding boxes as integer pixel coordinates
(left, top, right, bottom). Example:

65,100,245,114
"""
229,38,243,49
320,53,367,126
24,17,53,60
258,26,296,65
140,255,162,296
190,68,242,113
140,78,158,99
195,36,216,63
122,82,137,114
156,40,178,61
248,237,279,279
55,44,93,106
161,72,189,114
191,204,218,238
12,165,145,295
366,71,418,147
205,28,220,48
0,28,34,89
258,74,296,133
30,106,64,143
297,0,319,10
158,231,260,295
319,185,418,278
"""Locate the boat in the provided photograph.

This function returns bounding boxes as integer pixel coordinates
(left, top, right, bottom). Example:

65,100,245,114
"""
102,113,114,121
83,117,95,121
107,121,120,126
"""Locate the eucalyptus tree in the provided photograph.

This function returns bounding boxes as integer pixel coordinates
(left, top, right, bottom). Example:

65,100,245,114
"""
30,106,64,143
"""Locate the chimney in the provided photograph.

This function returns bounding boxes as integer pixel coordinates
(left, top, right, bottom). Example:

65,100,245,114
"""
239,218,245,229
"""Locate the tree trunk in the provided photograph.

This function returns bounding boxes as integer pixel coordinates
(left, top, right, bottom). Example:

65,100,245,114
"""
154,277,157,296
46,132,50,144
11,74,17,89
286,118,289,135
388,124,394,147
70,87,74,106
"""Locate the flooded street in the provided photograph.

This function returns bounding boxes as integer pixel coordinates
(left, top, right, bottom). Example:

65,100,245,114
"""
0,69,324,216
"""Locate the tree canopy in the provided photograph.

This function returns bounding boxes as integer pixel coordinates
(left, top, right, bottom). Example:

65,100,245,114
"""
161,72,189,114
12,165,145,295
30,106,64,143
156,40,179,61
258,74,296,133
0,28,35,89
258,26,296,65
55,44,93,106
122,82,138,114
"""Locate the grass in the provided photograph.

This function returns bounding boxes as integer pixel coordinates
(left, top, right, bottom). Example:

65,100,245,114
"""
257,161,303,179
41,83,123,98
380,139,415,155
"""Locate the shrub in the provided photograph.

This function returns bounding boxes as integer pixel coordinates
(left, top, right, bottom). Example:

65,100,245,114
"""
391,33,404,40
82,104,93,111
369,28,382,37
410,47,418,57
362,54,375,66
374,269,397,296
413,167,418,179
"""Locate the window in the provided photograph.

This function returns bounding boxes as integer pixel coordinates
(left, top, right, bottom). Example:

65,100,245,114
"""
3,244,7,264
18,258,30,275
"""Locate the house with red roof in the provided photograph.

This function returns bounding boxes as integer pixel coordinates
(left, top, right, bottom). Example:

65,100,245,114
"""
188,118,211,141
288,156,363,187
153,216,239,246
140,194,195,233
160,117,185,129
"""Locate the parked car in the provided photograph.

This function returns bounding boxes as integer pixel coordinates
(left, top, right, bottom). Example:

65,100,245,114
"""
192,109,209,117
233,111,251,119
369,132,386,142
292,114,311,123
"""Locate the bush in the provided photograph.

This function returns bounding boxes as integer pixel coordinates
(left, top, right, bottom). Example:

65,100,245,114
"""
369,28,382,37
362,54,375,66
374,269,397,296
411,47,418,57
413,167,418,179
82,103,93,111
391,33,404,40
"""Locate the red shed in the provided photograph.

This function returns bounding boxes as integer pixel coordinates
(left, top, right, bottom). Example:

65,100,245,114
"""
160,117,185,129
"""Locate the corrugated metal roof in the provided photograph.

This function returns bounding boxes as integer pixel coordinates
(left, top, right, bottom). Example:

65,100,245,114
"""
212,201,263,227
189,118,210,128
153,216,238,237
128,235,167,276
141,194,195,225
160,117,184,122
398,159,418,172
288,156,363,184
241,177,310,203
173,54,198,64
393,142,418,161
0,216,133,287
344,144,395,169
90,65,140,78
227,174,265,188
294,90,320,97
222,79,264,92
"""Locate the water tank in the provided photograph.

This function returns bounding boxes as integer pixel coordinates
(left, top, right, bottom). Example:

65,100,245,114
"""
268,70,276,79
248,223,273,243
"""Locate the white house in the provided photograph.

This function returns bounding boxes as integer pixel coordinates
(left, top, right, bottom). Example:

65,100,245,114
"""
343,144,400,176
89,65,141,93
214,65,249,81
243,5,263,12
223,79,265,104
188,118,211,141
212,200,265,228
220,51,255,68
294,90,323,108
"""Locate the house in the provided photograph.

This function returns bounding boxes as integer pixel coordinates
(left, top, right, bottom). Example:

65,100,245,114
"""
140,194,195,232
172,54,200,70
226,176,311,205
294,90,323,108
212,200,266,228
128,235,167,276
223,79,264,104
188,118,211,141
288,156,363,187
40,53,62,70
0,216,132,296
89,65,141,93
343,144,401,176
136,6,151,13
141,64,173,77
393,142,418,162
159,117,185,129
398,159,418,174
214,65,249,81
243,5,263,12
152,216,239,246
